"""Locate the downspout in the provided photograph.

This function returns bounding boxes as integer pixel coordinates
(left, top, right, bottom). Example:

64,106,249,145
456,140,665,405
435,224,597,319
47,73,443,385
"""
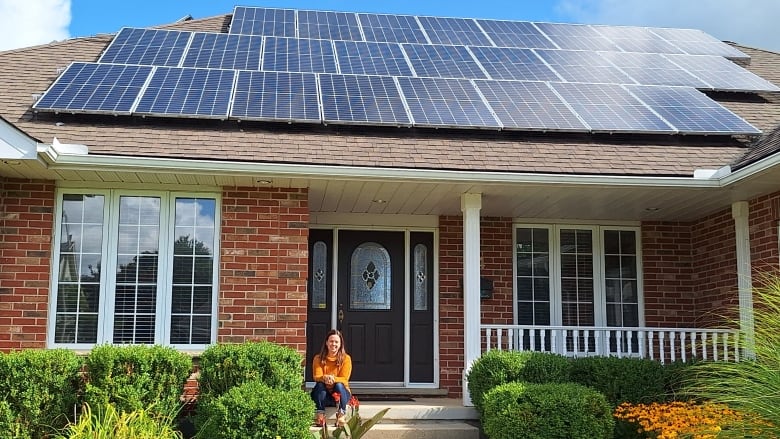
731,201,755,358
461,193,481,406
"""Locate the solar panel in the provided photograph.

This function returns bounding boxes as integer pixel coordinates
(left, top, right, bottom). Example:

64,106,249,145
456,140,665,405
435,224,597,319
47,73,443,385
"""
416,16,492,46
135,67,235,118
598,51,709,88
99,28,191,66
320,74,411,125
229,6,296,37
648,27,749,59
357,13,428,44
182,33,263,70
231,71,320,122
474,80,588,131
664,54,780,92
549,82,675,133
624,85,761,135
262,37,339,74
298,10,363,41
396,76,500,128
469,47,561,81
402,43,487,79
535,49,635,84
534,22,621,51
33,62,152,115
476,19,557,49
335,41,413,76
592,25,685,54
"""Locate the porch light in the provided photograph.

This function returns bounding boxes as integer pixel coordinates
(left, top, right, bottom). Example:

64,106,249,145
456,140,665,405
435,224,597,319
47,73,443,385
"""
372,199,387,204
645,207,660,212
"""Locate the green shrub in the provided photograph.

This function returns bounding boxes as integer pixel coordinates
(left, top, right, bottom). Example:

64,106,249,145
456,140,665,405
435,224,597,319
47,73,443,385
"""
0,348,82,438
466,350,571,413
194,380,314,439
482,382,614,439
0,400,31,439
84,345,192,416
197,341,304,399
569,356,666,406
662,359,698,401
55,402,183,439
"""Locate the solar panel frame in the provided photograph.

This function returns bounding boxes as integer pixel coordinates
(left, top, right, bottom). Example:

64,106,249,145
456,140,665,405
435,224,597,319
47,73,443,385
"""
597,51,709,88
549,82,676,133
182,33,263,70
297,9,363,41
476,19,558,49
664,54,780,92
534,22,622,51
357,13,429,44
535,49,636,84
98,27,191,66
134,67,235,118
230,70,321,123
396,76,501,129
402,43,488,79
416,16,493,46
262,37,339,74
334,40,414,76
624,84,761,135
474,80,588,132
33,62,153,115
320,74,411,126
469,46,561,81
229,6,297,37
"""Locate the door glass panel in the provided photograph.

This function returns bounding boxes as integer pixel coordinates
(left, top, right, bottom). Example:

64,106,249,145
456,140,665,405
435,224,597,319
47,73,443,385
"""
604,230,640,353
311,241,328,309
350,242,391,310
114,196,160,344
516,228,550,325
55,194,104,344
413,243,428,311
560,228,594,353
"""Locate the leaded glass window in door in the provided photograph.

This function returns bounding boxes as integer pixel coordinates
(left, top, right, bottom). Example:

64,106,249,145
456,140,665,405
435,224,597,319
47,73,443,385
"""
311,241,328,309
350,242,391,310
413,243,428,311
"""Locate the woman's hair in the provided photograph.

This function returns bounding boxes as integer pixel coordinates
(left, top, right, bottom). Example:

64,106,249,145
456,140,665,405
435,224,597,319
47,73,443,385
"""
318,329,346,367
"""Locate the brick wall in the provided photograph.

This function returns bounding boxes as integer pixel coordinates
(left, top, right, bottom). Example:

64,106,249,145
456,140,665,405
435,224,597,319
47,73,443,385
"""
749,191,780,276
219,187,310,354
439,215,513,397
0,178,54,350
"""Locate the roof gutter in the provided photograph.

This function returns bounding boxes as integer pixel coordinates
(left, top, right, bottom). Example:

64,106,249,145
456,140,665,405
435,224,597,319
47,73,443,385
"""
36,144,722,189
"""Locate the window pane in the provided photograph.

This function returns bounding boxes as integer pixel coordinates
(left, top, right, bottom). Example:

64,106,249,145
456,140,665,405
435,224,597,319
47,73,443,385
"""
311,241,328,309
413,244,429,311
350,242,391,310
516,227,550,327
603,229,639,328
55,194,104,345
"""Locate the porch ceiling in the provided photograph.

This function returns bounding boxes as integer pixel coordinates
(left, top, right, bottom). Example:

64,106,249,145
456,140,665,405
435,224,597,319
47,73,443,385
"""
13,156,780,222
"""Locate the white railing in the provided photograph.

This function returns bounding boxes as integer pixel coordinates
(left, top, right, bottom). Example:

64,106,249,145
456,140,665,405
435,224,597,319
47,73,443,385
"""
481,325,738,363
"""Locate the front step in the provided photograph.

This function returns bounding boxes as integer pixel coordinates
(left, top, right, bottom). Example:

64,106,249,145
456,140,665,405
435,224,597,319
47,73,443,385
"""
311,398,481,439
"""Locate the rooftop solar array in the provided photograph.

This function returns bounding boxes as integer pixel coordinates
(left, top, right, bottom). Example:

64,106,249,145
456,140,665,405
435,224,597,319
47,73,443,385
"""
33,5,780,137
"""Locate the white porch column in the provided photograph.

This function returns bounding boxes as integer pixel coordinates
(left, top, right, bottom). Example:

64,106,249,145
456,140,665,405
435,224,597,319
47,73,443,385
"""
461,193,482,406
732,201,755,357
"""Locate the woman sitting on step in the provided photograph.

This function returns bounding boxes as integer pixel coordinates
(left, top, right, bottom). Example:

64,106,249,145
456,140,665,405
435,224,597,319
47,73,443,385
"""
311,329,352,427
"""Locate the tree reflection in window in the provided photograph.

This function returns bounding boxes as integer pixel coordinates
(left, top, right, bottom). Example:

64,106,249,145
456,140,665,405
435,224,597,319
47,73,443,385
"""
350,242,391,310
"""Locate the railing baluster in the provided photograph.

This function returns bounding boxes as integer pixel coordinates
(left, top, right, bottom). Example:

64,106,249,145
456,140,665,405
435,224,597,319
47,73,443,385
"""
648,331,655,360
638,330,646,358
680,332,687,362
669,331,676,362
658,332,666,364
701,332,708,360
712,332,720,361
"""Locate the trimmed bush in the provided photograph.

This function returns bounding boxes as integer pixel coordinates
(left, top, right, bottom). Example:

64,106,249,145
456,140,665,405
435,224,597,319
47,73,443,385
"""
569,356,667,406
0,348,82,438
197,341,304,399
84,344,192,416
466,350,571,413
194,380,314,439
482,382,614,439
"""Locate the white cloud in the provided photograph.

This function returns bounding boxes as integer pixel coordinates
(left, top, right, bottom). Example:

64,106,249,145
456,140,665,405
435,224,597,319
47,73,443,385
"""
0,0,71,51
556,0,780,52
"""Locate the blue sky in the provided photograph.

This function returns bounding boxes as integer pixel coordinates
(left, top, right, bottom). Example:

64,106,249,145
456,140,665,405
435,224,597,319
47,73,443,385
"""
1,0,779,52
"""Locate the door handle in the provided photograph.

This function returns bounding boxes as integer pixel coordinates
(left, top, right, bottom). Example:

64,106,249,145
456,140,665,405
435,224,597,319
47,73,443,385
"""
338,303,344,325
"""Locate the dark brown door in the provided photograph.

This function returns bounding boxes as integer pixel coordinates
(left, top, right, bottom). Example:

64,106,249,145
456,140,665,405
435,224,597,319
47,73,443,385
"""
337,230,405,382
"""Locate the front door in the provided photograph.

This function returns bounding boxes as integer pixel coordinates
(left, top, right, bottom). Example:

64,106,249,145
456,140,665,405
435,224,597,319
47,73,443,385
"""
337,230,404,382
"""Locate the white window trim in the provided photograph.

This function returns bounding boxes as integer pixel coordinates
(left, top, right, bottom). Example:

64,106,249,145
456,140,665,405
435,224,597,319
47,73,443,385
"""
512,222,643,328
47,188,221,351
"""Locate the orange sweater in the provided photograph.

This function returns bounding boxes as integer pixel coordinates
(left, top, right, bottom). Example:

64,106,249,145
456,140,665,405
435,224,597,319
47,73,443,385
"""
312,353,352,392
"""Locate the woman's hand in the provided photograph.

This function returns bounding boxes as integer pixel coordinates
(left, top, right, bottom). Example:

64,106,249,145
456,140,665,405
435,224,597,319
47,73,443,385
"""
324,374,335,385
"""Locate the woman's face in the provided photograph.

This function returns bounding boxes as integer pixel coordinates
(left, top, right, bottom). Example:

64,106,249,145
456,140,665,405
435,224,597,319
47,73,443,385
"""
327,334,341,354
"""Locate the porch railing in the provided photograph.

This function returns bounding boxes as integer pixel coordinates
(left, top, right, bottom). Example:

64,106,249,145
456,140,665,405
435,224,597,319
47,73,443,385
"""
481,325,739,363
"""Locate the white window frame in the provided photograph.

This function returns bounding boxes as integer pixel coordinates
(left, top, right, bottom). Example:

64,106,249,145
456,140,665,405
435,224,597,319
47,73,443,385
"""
47,188,221,351
513,223,644,328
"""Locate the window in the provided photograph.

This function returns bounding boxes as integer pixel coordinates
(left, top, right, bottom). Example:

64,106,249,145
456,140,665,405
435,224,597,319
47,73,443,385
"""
49,190,220,349
515,224,642,354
